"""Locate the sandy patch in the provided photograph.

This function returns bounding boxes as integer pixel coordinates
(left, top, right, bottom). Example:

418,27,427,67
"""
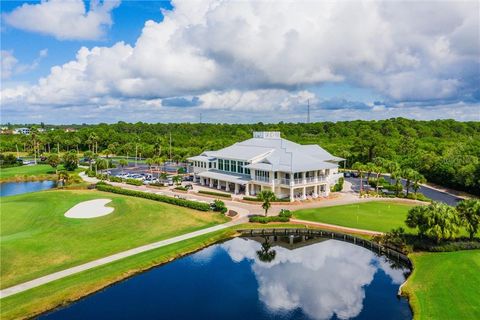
65,199,114,219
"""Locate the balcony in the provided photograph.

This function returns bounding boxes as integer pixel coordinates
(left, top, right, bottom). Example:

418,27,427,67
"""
278,178,291,185
254,176,270,183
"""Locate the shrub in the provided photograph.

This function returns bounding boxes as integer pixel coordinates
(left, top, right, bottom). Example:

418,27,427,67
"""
109,176,123,182
279,209,292,218
96,184,211,211
243,196,289,202
174,186,188,191
406,192,431,202
96,173,108,180
211,199,228,214
249,215,290,223
198,190,232,198
85,169,96,177
126,178,143,186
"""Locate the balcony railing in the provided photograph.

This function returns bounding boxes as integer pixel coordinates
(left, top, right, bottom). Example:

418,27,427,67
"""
278,178,291,185
254,176,270,183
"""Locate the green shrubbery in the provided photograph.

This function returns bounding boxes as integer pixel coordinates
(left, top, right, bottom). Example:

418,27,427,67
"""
248,208,292,223
96,184,211,211
211,199,228,214
125,178,143,186
174,186,188,191
331,177,344,192
243,196,289,202
198,190,232,198
108,176,123,182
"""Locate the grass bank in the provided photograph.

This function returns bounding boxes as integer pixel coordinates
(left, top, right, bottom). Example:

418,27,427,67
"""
402,250,480,319
0,228,237,320
0,164,84,183
293,201,416,233
0,189,228,288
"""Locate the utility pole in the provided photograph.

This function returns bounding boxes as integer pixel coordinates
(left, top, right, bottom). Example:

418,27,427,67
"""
307,99,310,123
169,132,172,162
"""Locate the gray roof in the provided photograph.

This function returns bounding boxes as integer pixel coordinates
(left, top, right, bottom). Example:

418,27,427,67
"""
196,133,343,173
187,155,215,162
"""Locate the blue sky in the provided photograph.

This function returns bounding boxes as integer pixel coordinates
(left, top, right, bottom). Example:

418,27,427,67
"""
1,0,479,124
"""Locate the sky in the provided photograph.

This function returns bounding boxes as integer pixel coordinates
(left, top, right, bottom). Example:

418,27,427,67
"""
1,0,479,124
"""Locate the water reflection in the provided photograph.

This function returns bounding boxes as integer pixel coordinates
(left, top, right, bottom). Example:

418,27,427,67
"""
39,236,411,320
222,237,409,320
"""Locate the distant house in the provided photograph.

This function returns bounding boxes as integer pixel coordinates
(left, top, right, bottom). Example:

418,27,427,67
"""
64,128,77,132
0,127,13,134
13,128,31,135
188,131,344,201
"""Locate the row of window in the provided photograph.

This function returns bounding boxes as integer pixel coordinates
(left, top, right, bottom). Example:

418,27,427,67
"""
218,159,251,175
192,161,217,169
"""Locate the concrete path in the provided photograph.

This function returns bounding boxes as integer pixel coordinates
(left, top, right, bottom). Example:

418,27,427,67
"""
0,219,244,299
290,219,383,236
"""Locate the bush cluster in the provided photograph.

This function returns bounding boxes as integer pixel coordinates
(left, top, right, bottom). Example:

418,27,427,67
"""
96,184,211,211
331,177,344,192
174,186,188,191
249,216,290,223
125,178,143,186
198,190,232,198
243,196,289,202
211,199,228,214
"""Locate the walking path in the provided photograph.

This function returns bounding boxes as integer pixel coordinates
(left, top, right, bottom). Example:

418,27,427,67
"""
290,219,383,236
0,219,244,299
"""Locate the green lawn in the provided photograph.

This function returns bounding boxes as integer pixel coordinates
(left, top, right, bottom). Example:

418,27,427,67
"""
0,189,228,288
293,201,416,233
0,164,84,181
403,250,480,320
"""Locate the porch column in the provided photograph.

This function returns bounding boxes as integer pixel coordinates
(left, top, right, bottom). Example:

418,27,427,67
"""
314,170,318,183
245,183,250,196
217,180,222,190
200,178,205,186
225,183,230,192
234,183,239,194
290,188,294,202
302,187,306,200
271,171,275,194
302,172,306,184
209,178,214,188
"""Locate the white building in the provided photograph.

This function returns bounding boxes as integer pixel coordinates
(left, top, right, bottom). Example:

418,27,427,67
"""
13,127,31,135
188,131,344,202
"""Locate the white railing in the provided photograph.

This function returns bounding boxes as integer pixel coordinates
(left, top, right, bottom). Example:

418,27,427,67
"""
255,176,270,183
278,178,291,185
294,178,303,185
306,177,316,183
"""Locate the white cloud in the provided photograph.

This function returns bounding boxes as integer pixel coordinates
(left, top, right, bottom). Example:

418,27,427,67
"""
1,51,18,79
221,238,409,320
0,49,48,80
4,0,121,40
1,0,479,122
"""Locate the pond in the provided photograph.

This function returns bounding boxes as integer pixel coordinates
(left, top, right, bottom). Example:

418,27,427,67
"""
39,236,412,320
0,181,56,197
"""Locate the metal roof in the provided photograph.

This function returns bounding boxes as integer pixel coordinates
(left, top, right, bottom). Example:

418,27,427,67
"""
197,170,250,185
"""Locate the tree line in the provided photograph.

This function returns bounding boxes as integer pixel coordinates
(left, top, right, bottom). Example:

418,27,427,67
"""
1,118,479,194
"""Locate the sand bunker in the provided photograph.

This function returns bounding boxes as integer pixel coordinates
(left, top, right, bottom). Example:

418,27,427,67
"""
64,199,114,219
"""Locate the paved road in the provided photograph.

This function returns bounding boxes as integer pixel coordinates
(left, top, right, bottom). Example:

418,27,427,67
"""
346,176,463,206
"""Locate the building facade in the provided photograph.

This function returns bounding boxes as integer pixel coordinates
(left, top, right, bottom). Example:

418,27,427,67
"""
188,132,344,202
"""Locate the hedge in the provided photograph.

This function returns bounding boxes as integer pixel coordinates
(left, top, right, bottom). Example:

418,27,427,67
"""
174,186,189,191
249,216,290,223
126,178,143,186
198,190,232,198
243,196,290,202
96,184,211,211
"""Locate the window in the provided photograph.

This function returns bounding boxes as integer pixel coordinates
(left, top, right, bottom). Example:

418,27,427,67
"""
214,162,217,169
225,159,230,171
231,160,237,173
209,162,212,168
274,172,278,179
238,161,244,174
245,167,251,175
218,159,224,170
294,172,302,179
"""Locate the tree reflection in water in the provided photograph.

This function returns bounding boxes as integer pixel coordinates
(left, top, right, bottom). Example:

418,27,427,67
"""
256,237,276,263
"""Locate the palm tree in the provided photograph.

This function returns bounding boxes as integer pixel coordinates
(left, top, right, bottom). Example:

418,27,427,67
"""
57,170,69,188
154,156,164,179
257,190,276,217
373,157,386,194
146,158,154,177
172,175,182,186
96,158,109,178
412,171,426,195
456,199,480,240
352,162,366,195
256,238,276,263
391,169,403,197
385,160,400,185
403,168,417,196
84,151,94,171
119,159,128,174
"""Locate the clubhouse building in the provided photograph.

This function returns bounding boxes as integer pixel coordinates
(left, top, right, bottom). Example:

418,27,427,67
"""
188,132,344,202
